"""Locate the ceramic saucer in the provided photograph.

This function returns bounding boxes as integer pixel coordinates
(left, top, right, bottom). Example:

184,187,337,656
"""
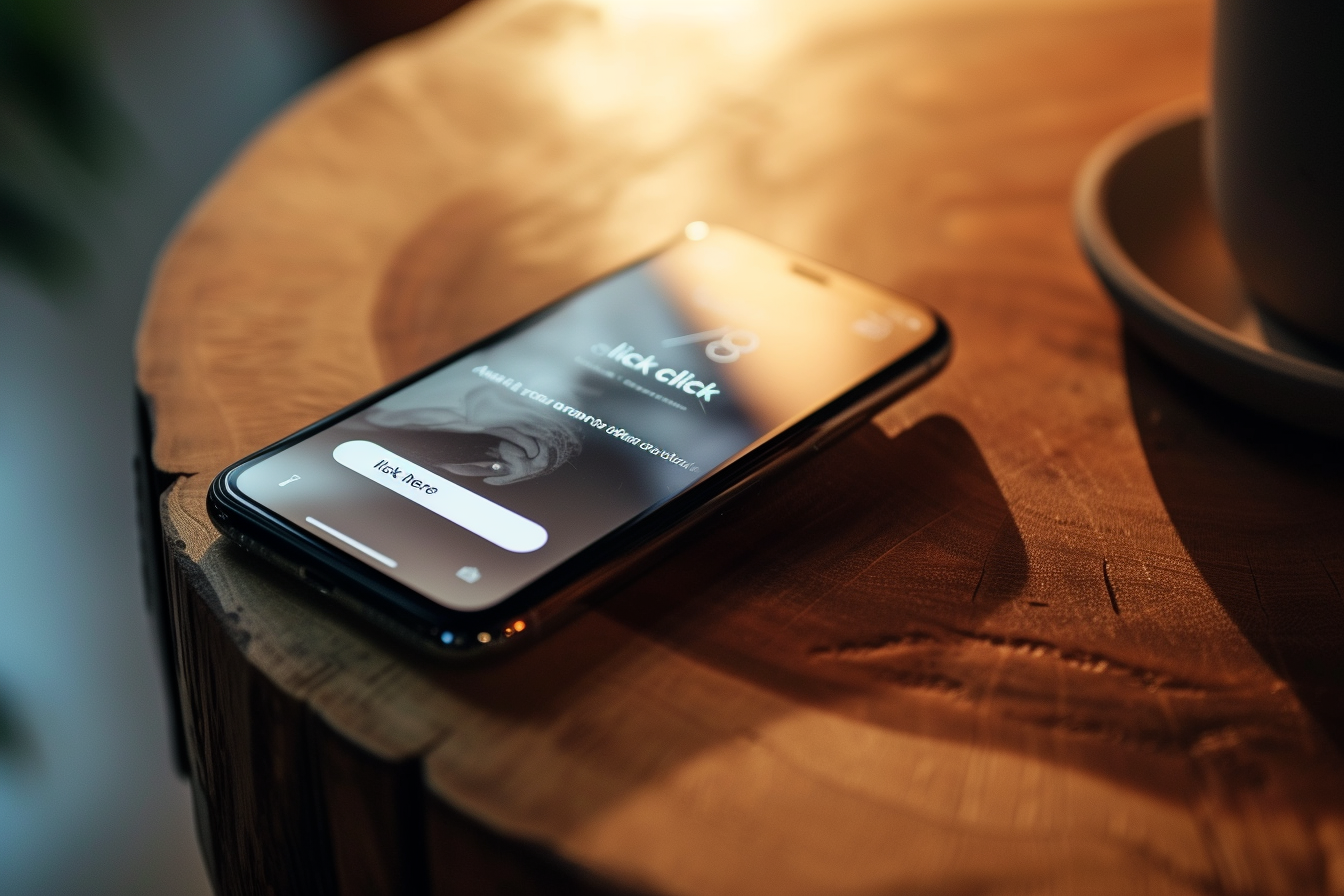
1074,100,1344,437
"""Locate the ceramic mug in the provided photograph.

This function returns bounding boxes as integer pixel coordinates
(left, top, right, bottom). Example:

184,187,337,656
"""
1207,0,1344,348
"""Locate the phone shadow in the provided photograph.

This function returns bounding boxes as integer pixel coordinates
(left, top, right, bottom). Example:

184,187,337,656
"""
431,414,1046,832
602,414,1032,716
434,393,1344,849
1123,337,1344,753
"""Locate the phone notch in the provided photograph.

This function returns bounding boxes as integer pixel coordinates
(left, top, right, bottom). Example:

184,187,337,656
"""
789,261,829,285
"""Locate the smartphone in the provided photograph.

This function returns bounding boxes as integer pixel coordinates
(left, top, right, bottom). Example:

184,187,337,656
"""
208,224,949,658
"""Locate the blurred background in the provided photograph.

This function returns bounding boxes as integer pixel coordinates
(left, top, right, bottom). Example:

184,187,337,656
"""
0,0,462,892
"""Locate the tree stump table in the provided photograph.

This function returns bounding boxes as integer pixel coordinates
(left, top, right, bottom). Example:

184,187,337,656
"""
135,0,1344,893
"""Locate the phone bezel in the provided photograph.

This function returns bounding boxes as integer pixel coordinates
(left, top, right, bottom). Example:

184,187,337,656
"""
207,234,950,658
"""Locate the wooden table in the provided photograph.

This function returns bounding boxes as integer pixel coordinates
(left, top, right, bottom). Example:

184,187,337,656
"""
135,0,1344,893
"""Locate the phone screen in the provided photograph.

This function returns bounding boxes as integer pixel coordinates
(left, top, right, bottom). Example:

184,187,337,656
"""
233,227,936,613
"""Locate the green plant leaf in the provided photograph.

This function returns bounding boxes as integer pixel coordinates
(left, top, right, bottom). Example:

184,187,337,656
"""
0,680,38,771
0,0,135,293
0,0,122,175
0,176,89,289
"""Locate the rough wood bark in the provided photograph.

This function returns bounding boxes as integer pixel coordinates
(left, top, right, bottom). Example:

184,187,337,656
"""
136,0,1344,893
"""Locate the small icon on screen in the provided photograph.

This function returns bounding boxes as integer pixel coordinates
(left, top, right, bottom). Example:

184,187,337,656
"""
456,566,481,584
279,474,301,487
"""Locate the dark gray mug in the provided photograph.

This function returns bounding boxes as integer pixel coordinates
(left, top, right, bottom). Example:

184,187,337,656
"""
1208,0,1344,348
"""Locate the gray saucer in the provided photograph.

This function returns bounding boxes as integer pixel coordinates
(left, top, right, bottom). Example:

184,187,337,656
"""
1074,101,1344,437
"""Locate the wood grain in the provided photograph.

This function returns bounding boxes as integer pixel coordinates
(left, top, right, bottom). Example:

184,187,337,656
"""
136,0,1344,893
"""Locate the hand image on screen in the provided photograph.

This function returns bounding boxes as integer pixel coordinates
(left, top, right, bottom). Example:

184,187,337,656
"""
359,382,582,485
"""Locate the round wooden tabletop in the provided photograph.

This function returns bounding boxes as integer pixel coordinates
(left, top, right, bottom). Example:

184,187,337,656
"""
136,0,1344,893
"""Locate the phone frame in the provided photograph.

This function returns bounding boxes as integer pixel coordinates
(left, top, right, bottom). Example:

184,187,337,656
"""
208,235,951,659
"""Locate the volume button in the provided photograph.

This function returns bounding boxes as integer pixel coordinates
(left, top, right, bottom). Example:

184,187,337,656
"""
823,357,936,449
813,419,851,450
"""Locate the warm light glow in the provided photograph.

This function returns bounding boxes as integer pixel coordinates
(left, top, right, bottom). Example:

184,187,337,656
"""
513,619,527,632
531,0,781,134
650,228,935,433
685,221,710,241
477,632,492,643
602,0,763,28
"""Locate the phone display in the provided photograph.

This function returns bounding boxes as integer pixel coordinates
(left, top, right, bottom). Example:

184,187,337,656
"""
211,225,947,654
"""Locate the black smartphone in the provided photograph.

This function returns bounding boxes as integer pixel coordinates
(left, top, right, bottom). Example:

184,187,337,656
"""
208,224,949,658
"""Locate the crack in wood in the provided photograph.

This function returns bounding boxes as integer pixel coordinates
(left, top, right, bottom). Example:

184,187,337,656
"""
1103,557,1120,615
805,624,1303,759
969,510,1013,604
1322,559,1342,601
810,626,1211,694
